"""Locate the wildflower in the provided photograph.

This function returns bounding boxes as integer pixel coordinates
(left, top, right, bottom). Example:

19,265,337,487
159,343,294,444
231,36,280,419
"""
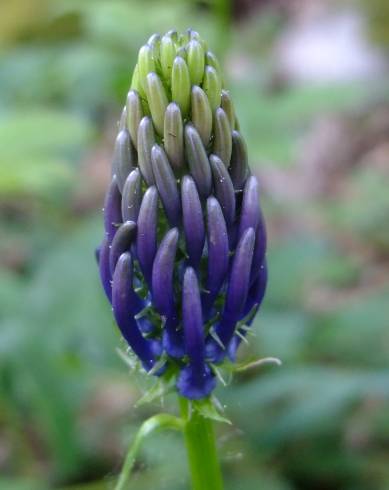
97,29,267,400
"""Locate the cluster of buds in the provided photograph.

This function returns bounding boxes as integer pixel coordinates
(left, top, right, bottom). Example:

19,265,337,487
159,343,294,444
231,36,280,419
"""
97,29,267,400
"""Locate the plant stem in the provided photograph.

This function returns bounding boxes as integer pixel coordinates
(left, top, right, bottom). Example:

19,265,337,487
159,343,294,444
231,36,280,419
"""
179,397,224,490
114,413,183,490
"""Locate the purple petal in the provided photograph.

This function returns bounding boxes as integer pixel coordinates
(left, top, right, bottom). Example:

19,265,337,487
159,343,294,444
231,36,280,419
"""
202,197,229,315
243,260,268,319
111,130,136,192
152,228,184,358
230,130,249,191
103,176,122,243
121,168,142,222
182,267,205,367
137,116,156,185
184,123,212,199
182,175,205,268
112,253,160,371
250,212,267,284
228,261,268,362
225,227,255,315
206,227,255,362
209,154,236,227
136,186,158,284
152,228,179,318
109,221,137,275
99,237,112,302
238,175,260,238
151,144,181,226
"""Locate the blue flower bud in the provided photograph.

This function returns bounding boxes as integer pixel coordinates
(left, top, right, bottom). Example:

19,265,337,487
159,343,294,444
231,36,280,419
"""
112,252,160,371
209,154,236,227
98,30,268,398
136,186,158,284
109,220,137,275
177,267,216,399
112,130,136,192
151,144,181,226
203,196,229,318
103,176,122,243
181,175,205,269
121,168,142,222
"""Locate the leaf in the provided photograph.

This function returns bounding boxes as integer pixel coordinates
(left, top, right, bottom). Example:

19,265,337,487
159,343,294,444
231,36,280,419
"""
193,397,232,425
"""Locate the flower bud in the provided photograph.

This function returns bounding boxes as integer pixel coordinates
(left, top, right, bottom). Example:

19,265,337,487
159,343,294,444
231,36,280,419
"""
98,30,268,399
171,56,191,117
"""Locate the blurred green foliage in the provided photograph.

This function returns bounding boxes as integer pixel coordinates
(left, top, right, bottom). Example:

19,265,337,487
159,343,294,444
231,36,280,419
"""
1,1,389,489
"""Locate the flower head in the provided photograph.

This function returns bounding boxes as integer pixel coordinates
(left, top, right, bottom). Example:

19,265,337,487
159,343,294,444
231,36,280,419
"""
97,29,267,400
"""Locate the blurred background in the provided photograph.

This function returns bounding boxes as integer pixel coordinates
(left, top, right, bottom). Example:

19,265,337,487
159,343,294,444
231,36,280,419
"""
1,0,389,489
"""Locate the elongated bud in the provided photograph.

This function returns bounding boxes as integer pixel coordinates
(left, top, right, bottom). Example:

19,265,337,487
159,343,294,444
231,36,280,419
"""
213,107,232,168
136,186,158,284
203,65,222,112
121,168,142,222
99,237,112,302
147,33,161,65
103,176,122,243
187,39,204,85
126,90,143,149
221,90,236,129
138,44,156,92
177,267,216,399
206,50,222,78
184,123,212,198
171,56,191,117
191,85,212,146
137,116,156,185
111,130,136,192
206,227,255,362
151,144,181,226
152,228,179,319
209,154,236,227
239,175,261,237
152,228,184,358
230,130,249,191
109,220,137,275
203,197,229,316
160,34,176,82
250,212,267,285
182,175,205,268
145,72,168,136
112,252,160,371
164,102,184,170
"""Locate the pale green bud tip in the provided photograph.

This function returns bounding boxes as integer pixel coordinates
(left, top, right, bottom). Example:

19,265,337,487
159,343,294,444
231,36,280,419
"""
130,29,226,125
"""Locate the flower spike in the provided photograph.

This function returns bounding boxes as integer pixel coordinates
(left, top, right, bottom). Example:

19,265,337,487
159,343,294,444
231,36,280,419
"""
98,29,268,398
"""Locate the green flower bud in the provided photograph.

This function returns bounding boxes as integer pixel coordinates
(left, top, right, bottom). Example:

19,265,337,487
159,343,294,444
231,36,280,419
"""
191,85,212,146
206,50,222,78
145,72,168,136
138,44,156,92
160,34,176,82
221,89,236,129
187,39,205,85
171,56,191,117
126,90,143,149
213,107,232,168
164,102,184,171
203,65,222,112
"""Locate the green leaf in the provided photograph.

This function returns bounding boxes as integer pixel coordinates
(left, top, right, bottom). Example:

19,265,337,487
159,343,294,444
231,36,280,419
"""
193,397,231,425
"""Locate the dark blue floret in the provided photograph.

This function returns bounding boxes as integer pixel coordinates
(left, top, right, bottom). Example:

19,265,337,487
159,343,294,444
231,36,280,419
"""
177,267,216,399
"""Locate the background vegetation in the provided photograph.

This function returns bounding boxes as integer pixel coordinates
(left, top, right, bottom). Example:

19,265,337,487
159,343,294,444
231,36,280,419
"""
1,0,389,489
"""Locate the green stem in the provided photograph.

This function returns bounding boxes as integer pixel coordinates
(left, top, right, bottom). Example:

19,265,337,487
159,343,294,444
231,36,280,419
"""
179,397,224,490
114,413,183,490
